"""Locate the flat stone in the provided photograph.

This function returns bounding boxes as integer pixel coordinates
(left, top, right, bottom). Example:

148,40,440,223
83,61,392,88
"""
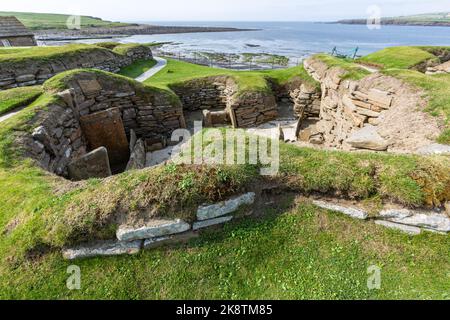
313,200,368,220
346,125,388,151
78,79,102,96
68,147,112,181
117,219,191,242
126,139,146,171
63,240,142,260
375,220,421,235
197,192,256,221
379,209,450,233
143,231,199,249
193,216,233,231
417,143,450,156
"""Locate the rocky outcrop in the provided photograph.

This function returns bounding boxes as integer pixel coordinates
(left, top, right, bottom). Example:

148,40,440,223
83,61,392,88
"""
0,44,153,91
303,56,442,152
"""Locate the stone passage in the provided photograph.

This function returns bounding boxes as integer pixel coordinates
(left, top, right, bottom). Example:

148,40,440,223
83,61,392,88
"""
23,70,185,179
80,108,130,171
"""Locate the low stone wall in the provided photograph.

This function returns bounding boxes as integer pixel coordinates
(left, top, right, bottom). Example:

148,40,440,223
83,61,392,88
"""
22,70,183,178
172,76,279,128
303,57,441,152
0,45,153,91
290,84,321,119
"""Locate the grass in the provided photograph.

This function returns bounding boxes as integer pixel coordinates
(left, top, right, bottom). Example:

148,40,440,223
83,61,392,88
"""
0,197,448,299
313,54,370,80
0,86,43,116
0,11,130,30
145,58,318,95
358,46,438,69
118,59,157,78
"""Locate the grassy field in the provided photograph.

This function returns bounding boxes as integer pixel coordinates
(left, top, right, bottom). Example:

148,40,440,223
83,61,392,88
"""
0,11,130,30
145,58,318,95
0,86,43,116
358,47,438,69
118,59,157,78
0,196,448,299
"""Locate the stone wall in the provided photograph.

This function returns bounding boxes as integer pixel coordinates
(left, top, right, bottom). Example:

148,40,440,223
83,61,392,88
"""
303,56,441,152
0,45,153,91
22,70,183,178
173,76,278,128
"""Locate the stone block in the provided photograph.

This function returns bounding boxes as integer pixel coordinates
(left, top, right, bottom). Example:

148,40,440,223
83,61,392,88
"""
63,240,142,260
313,200,368,220
117,219,191,242
375,220,421,235
68,147,112,181
197,192,256,221
346,125,388,151
193,216,233,231
78,79,102,97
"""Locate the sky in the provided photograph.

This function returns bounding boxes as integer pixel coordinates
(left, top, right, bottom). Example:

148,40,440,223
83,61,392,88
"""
0,0,449,22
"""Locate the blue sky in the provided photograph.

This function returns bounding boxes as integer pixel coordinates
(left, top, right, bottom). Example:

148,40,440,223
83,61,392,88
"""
0,0,449,21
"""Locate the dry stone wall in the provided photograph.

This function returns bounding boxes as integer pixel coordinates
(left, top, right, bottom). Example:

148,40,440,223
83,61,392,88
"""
303,57,442,152
22,71,184,178
0,45,153,91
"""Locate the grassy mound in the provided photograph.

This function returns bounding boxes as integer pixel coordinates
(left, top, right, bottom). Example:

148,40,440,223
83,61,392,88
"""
145,58,318,96
358,46,438,69
0,86,43,116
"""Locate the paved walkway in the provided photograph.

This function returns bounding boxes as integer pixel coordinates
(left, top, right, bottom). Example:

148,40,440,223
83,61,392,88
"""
135,57,167,82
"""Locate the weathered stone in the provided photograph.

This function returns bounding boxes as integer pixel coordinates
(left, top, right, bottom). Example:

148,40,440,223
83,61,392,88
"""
375,220,421,235
78,80,102,97
16,74,35,83
313,200,368,220
143,231,199,249
197,192,256,221
368,89,392,108
126,139,146,171
80,108,130,166
117,219,191,241
346,125,388,151
193,216,233,231
68,147,112,181
417,143,450,156
63,240,142,260
379,209,450,233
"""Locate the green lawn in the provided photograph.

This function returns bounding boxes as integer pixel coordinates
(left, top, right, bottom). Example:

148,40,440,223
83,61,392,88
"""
0,11,130,30
0,197,448,299
0,86,43,116
118,59,157,78
314,54,370,80
358,46,438,69
145,58,318,95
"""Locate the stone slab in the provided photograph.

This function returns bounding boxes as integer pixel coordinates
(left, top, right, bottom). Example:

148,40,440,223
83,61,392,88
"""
68,146,112,181
193,216,233,231
379,209,450,233
346,125,388,151
313,200,368,220
117,219,191,242
80,108,130,166
375,220,421,235
63,240,142,260
197,192,256,221
143,231,199,249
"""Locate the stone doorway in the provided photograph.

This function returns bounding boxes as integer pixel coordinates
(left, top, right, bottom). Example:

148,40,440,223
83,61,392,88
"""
80,108,130,173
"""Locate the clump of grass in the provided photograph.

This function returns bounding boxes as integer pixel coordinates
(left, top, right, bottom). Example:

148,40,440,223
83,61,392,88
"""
358,46,437,70
314,54,370,80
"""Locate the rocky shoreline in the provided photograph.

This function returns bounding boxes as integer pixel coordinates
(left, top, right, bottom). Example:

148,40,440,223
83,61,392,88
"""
35,24,256,41
334,20,450,27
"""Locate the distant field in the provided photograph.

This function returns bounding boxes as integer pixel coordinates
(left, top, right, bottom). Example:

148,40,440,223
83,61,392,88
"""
0,11,131,30
338,12,450,26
